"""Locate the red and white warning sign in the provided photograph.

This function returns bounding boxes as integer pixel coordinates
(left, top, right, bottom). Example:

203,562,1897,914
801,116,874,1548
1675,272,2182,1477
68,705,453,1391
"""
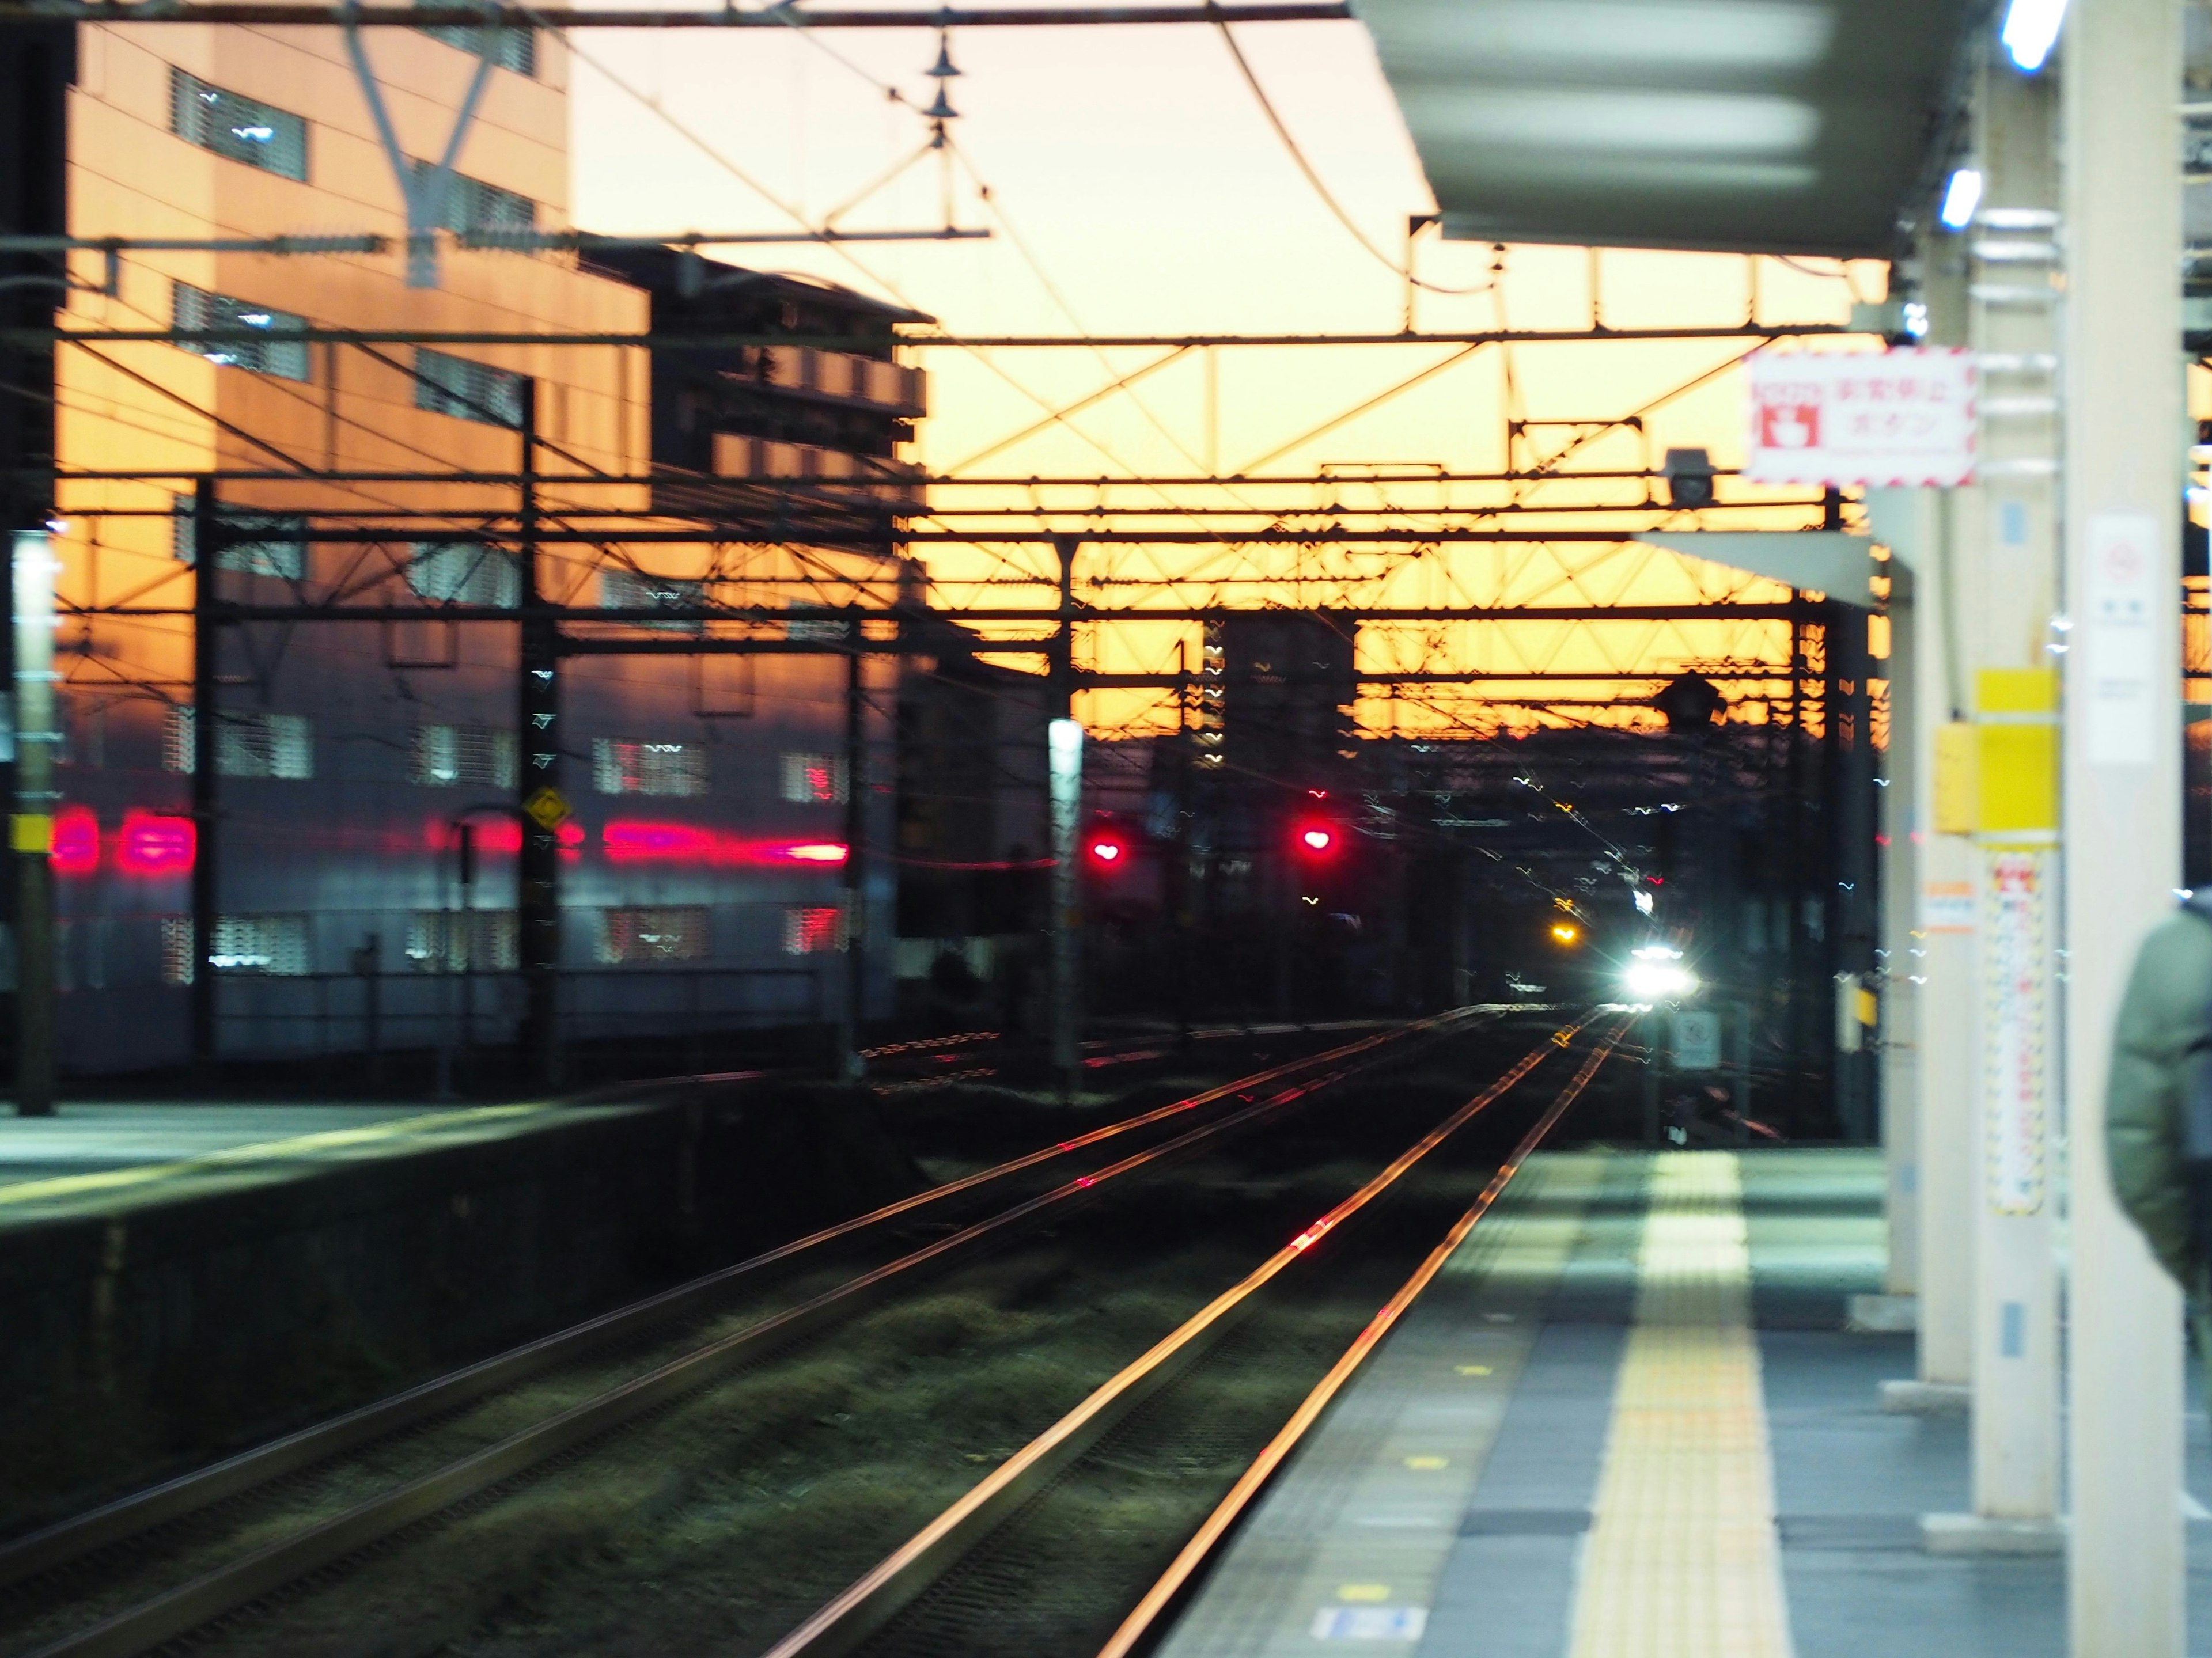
1744,347,1977,488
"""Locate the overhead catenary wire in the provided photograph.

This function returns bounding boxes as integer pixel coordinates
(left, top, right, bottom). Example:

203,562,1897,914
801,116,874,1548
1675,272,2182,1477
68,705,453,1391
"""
1206,5,1488,297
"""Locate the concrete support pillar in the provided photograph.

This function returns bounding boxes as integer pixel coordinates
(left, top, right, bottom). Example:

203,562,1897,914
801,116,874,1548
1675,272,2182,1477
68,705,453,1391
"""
1870,486,1974,1402
2062,0,2188,1645
1957,58,2062,1543
1866,490,1922,1304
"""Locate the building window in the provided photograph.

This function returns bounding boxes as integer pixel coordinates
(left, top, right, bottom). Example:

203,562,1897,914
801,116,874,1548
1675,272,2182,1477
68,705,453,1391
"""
416,348,527,427
780,752,848,804
593,738,707,797
785,605,853,644
172,498,309,579
408,160,536,234
597,906,709,965
412,723,516,788
164,708,314,779
416,18,537,75
405,910,518,973
408,541,519,608
169,67,309,180
783,905,845,955
161,913,312,981
600,568,704,632
173,284,311,382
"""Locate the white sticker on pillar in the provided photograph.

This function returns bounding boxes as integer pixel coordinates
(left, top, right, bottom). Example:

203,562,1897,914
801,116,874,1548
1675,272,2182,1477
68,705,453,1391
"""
2081,511,2159,765
1922,881,1974,935
1983,851,2047,1215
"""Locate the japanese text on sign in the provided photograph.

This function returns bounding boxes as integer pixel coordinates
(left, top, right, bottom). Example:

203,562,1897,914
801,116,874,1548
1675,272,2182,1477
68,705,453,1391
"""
1744,348,1976,488
1982,851,2047,1216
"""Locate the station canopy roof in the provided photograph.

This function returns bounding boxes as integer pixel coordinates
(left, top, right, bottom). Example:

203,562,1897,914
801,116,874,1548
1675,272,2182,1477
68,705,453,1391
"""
1354,0,1975,258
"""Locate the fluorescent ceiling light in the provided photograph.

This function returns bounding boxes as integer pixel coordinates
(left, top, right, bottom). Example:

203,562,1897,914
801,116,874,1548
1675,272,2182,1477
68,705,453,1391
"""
1940,167,1983,231
2001,0,2066,71
1411,1,1835,74
1412,89,1822,158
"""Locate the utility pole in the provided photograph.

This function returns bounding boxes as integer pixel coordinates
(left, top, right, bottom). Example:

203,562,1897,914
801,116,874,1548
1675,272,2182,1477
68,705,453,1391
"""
190,476,222,1073
4,22,71,1116
2062,0,2187,1644
840,623,867,1078
514,384,563,1091
10,529,55,1115
1047,534,1081,1097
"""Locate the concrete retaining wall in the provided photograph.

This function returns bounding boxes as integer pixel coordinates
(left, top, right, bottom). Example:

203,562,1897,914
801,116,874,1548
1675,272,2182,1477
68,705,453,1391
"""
0,1082,921,1535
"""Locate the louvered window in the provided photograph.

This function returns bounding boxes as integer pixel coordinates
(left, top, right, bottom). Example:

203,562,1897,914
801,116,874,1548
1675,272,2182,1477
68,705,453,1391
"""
416,347,527,427
169,69,308,180
416,19,537,74
408,160,536,233
158,914,312,981
780,752,847,804
409,542,520,607
597,906,710,964
164,708,313,779
412,724,516,788
171,499,309,578
173,284,311,382
406,910,518,972
783,906,845,955
592,738,707,798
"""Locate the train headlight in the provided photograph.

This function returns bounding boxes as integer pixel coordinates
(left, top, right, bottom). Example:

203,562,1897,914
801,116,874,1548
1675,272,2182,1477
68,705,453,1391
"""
1622,946,1698,1003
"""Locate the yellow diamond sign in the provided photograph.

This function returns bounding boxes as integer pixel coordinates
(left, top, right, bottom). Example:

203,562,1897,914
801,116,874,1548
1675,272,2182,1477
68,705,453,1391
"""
522,787,572,832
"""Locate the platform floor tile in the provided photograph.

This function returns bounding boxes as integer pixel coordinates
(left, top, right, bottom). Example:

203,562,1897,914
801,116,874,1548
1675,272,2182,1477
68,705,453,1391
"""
1160,1151,1649,1658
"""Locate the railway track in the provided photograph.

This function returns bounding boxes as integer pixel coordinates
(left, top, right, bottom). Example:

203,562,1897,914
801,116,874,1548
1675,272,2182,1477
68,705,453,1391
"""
766,1018,1627,1658
0,1008,1506,1658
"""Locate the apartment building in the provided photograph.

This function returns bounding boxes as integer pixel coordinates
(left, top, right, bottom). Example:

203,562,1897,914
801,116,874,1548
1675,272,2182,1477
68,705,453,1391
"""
44,17,911,1073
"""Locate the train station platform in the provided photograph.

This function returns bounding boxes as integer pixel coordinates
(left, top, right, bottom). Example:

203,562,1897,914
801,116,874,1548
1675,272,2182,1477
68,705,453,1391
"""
0,1100,579,1228
0,1090,763,1533
1161,1147,2212,1657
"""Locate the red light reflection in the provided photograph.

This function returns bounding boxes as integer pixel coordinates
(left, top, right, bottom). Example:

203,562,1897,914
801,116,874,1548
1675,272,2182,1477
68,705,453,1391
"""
52,806,99,875
119,810,195,875
603,820,847,868
425,818,582,855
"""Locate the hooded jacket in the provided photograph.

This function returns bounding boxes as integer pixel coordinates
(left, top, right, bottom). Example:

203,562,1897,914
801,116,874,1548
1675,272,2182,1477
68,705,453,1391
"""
2107,894,2212,1288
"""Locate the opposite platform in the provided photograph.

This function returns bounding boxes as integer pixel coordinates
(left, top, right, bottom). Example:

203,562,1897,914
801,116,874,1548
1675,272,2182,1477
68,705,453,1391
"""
1160,1146,2212,1657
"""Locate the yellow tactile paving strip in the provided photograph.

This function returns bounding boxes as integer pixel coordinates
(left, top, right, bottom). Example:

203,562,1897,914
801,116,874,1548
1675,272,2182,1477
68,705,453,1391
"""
1567,1151,1794,1658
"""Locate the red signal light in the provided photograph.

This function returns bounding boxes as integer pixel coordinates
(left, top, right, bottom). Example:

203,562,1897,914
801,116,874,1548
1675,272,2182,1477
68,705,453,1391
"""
1293,819,1338,858
1085,824,1131,870
52,805,99,875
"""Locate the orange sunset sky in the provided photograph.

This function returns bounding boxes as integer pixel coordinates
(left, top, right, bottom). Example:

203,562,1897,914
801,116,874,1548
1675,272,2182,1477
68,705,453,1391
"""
566,12,1888,737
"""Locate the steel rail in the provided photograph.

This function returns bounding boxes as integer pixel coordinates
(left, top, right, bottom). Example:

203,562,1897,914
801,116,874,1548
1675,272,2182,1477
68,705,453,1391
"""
17,1014,1484,1658
757,1018,1612,1658
0,1015,1455,1599
1096,1028,1623,1658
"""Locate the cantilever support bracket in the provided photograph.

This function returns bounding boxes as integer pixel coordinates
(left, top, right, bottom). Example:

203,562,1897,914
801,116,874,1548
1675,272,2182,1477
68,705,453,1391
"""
1637,530,1876,608
343,0,498,289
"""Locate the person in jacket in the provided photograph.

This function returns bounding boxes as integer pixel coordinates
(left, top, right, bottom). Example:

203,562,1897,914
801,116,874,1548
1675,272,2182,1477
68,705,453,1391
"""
2107,893,2212,1298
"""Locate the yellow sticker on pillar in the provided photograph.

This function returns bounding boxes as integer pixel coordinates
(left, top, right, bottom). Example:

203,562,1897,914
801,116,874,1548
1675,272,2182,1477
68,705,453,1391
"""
1983,850,2047,1215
